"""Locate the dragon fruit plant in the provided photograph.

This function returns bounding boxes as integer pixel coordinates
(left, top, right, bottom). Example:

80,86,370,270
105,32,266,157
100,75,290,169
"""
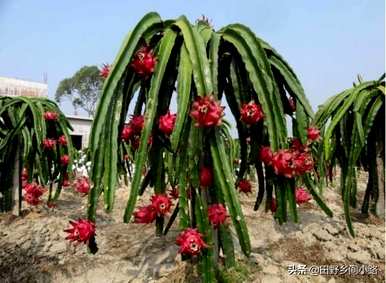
0,96,74,212
85,12,332,281
315,75,385,236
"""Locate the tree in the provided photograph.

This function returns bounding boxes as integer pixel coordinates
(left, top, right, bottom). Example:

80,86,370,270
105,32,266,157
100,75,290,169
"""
56,65,102,116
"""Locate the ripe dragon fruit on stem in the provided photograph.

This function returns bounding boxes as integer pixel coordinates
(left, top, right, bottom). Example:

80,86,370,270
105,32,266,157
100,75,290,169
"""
259,146,273,166
133,205,157,224
208,204,228,228
295,187,312,204
237,179,252,194
64,219,96,244
129,115,145,134
58,135,67,146
42,138,56,150
74,176,90,195
150,194,172,216
130,46,157,77
307,126,321,142
60,154,70,166
158,111,176,135
43,111,58,121
190,95,224,128
100,64,110,79
23,183,45,205
199,166,213,188
240,101,264,125
176,228,208,256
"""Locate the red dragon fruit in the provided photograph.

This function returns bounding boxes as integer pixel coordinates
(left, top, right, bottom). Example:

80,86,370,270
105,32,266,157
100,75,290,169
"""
150,194,172,216
270,198,277,213
129,115,145,134
74,176,90,195
100,64,110,78
259,146,273,166
293,152,314,175
133,205,157,224
307,126,320,142
64,219,96,244
290,138,306,152
271,149,296,178
237,179,252,194
23,183,45,205
176,228,208,256
271,149,314,178
43,111,58,121
190,96,224,128
199,167,213,187
121,125,133,142
58,135,67,146
42,138,56,150
208,204,228,228
130,46,157,77
159,112,176,135
295,187,312,204
60,154,70,166
240,101,264,125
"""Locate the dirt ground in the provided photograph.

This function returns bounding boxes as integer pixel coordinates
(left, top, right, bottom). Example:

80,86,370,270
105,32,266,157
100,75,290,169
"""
0,172,384,283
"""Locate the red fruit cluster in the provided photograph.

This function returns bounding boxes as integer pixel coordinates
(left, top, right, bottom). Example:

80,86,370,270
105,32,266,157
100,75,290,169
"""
42,138,56,150
159,112,176,135
240,101,264,125
133,194,173,224
120,115,146,149
100,64,110,78
64,219,96,244
199,167,213,187
176,228,208,256
74,176,90,195
237,179,252,194
23,182,45,205
295,187,311,204
208,204,228,228
60,154,70,166
43,111,58,121
260,143,314,178
131,46,157,77
190,96,224,128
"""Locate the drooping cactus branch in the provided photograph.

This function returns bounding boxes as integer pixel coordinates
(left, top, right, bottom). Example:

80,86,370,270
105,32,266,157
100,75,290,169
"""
315,74,385,236
0,96,74,211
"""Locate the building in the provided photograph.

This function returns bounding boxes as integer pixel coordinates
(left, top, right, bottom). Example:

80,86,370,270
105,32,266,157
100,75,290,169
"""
0,76,92,150
66,115,92,150
0,76,48,97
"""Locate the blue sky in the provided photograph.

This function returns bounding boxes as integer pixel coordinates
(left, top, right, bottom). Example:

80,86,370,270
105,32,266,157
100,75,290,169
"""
0,0,384,116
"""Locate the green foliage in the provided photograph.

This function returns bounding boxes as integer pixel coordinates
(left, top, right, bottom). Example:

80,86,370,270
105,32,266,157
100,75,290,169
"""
315,74,385,236
56,65,103,116
0,96,74,211
87,12,330,282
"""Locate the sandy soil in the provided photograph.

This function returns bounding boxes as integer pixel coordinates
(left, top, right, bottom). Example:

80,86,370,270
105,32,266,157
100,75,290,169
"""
0,172,384,283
